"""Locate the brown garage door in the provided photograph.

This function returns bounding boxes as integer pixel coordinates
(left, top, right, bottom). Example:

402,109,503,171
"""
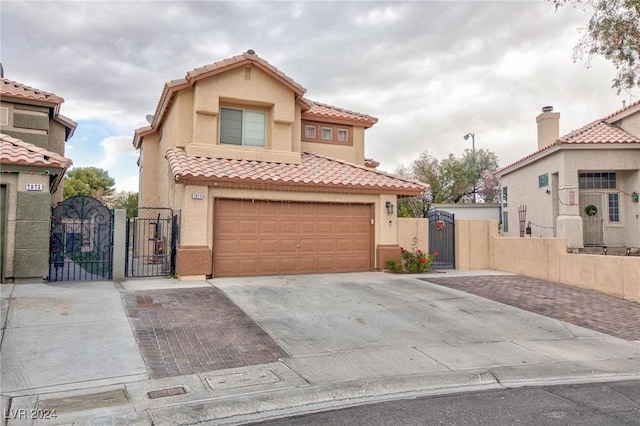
213,199,373,277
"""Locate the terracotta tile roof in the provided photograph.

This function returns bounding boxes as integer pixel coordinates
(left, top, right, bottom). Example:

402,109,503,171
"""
302,99,378,128
498,113,640,176
603,98,640,122
0,133,72,168
0,78,64,104
165,149,427,196
558,119,640,144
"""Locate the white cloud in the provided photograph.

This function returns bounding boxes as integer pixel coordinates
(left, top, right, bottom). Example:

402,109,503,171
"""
2,0,637,182
97,136,138,170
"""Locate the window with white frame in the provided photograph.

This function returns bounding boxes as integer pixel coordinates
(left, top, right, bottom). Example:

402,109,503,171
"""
321,127,333,140
608,193,620,222
337,128,348,142
220,107,265,147
502,187,508,207
502,211,509,233
304,125,316,139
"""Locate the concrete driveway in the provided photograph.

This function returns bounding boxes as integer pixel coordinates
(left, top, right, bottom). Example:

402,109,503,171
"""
215,272,640,387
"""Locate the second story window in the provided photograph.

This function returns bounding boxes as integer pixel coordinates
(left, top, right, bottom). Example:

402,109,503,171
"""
304,125,316,139
337,128,348,142
322,127,333,140
220,107,265,147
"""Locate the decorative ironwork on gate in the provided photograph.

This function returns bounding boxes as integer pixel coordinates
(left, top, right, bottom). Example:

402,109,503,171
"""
125,208,180,277
426,209,455,270
49,196,114,282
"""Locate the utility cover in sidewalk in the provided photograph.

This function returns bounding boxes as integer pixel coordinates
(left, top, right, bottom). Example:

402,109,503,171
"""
38,389,128,414
147,386,187,399
205,369,281,391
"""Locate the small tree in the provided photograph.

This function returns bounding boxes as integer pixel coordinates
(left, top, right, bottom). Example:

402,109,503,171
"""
552,0,640,93
108,191,139,218
63,167,116,201
404,149,500,204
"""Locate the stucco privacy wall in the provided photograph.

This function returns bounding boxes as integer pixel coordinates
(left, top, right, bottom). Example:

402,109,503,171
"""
461,223,640,303
491,237,565,282
397,218,428,253
558,253,640,303
455,219,499,270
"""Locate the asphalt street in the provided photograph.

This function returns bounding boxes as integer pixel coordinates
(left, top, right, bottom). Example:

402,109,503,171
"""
253,380,640,426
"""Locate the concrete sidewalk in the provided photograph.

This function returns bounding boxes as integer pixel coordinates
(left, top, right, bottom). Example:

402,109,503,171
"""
1,271,639,425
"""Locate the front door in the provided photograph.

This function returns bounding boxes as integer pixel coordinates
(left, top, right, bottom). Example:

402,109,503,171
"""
580,192,603,246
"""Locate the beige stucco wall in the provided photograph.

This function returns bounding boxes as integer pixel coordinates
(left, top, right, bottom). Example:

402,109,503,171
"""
500,153,563,238
184,66,300,164
471,231,640,303
492,237,565,282
455,219,498,270
397,218,428,253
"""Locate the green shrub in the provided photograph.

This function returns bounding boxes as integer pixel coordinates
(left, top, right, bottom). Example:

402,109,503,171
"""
385,258,403,273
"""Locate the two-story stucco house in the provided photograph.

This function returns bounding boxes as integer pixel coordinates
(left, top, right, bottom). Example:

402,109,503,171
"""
134,50,427,279
0,77,75,283
496,102,640,250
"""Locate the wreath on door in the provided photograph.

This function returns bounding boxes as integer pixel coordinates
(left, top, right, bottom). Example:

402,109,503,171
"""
585,204,598,216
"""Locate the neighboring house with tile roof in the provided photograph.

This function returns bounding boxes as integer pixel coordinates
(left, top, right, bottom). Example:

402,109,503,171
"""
495,103,640,249
0,78,75,283
134,50,427,278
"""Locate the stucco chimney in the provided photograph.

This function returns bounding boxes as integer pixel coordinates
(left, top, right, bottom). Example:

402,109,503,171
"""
536,106,560,150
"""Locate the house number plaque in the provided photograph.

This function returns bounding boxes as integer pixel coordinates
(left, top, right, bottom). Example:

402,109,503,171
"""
25,183,43,191
191,192,204,200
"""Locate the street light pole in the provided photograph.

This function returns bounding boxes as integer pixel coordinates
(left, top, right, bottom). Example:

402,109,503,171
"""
463,132,476,203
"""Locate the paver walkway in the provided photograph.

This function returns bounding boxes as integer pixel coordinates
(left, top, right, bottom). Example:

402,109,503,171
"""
423,275,640,341
123,287,287,379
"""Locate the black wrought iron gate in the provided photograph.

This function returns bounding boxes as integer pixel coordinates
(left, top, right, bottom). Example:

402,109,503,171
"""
49,196,114,282
125,208,179,277
427,209,455,270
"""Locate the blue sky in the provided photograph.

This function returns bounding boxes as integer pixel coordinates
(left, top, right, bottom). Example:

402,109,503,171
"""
67,120,139,192
2,1,637,193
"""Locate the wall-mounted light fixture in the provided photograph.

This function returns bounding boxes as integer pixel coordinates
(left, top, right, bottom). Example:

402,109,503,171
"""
385,201,394,215
525,221,532,236
633,192,639,203
603,246,608,255
627,247,632,256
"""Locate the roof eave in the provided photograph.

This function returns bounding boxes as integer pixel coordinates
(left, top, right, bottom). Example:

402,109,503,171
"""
171,174,425,196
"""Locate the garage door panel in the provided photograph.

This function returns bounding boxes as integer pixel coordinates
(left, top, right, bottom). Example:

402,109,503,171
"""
238,239,259,254
299,220,317,234
214,200,372,277
317,220,335,233
281,222,298,235
260,220,280,234
215,239,238,253
279,239,299,254
259,240,280,255
336,222,353,234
